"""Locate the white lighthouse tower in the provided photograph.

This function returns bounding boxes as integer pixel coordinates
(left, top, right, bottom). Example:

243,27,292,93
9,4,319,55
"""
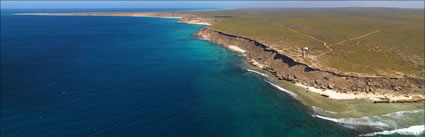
302,47,309,58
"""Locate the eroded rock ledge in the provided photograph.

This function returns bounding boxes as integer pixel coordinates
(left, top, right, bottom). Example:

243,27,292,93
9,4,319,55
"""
195,27,425,103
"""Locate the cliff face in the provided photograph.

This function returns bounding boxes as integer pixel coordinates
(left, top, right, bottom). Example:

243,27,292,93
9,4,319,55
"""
196,28,425,99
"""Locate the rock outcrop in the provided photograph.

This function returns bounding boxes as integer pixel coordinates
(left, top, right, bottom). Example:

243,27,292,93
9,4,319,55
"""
196,28,425,102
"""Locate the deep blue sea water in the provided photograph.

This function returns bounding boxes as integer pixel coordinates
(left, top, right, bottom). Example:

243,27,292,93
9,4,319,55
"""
0,9,377,137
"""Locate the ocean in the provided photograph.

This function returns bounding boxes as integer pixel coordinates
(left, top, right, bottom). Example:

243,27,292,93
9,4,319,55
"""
1,9,422,137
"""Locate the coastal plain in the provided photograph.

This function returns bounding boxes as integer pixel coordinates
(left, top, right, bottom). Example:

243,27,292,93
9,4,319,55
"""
183,8,424,78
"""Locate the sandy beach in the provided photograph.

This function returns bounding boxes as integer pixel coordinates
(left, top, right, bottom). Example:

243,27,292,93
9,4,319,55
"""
295,83,424,102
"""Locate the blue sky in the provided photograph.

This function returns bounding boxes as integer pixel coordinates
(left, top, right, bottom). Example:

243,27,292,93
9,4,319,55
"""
2,1,424,9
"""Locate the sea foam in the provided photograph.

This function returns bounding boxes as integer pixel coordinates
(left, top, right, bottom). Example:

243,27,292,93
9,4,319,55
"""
360,125,425,136
313,109,425,134
246,69,269,77
312,114,389,128
382,109,424,117
264,79,298,98
246,68,424,136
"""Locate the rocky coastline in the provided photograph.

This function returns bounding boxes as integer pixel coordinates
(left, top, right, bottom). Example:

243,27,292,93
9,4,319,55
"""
194,27,424,103
17,12,425,103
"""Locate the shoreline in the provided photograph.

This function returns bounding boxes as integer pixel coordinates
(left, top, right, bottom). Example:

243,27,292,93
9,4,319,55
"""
204,31,423,103
16,12,425,103
194,27,424,103
15,12,425,134
296,83,424,102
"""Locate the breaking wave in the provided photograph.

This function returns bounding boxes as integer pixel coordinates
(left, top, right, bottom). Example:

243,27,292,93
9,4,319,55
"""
246,69,269,77
313,109,424,128
312,114,390,128
382,109,424,117
360,125,424,136
246,69,298,98
264,79,298,98
246,67,424,136
313,109,424,136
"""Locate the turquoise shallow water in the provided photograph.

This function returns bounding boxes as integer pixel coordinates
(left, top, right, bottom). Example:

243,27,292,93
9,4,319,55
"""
1,9,421,137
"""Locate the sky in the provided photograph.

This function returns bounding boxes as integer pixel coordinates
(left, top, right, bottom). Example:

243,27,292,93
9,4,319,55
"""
1,1,424,9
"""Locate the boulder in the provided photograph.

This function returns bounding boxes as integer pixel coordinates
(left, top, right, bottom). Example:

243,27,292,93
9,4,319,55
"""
320,94,329,98
327,84,334,89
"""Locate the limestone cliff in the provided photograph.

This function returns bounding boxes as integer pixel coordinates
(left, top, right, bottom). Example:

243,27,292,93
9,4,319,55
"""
196,28,424,102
